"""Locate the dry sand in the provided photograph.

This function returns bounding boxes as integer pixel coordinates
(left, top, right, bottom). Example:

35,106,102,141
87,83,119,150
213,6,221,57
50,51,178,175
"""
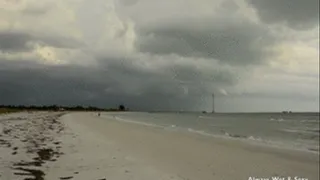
0,112,319,180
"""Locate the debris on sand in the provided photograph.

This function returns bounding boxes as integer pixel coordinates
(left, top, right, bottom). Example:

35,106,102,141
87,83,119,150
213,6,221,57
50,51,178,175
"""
3,128,11,135
13,167,45,180
37,148,54,161
0,138,11,147
0,112,66,180
14,161,43,167
60,176,74,180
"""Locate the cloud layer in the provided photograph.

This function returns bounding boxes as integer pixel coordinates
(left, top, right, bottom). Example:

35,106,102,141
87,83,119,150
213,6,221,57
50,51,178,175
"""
136,18,274,65
0,0,319,112
248,0,319,29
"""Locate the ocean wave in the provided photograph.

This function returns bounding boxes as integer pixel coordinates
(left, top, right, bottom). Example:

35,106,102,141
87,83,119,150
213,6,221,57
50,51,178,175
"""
270,118,285,122
300,119,319,123
281,128,319,135
247,136,263,141
227,133,248,139
187,128,214,137
185,128,318,154
163,124,179,131
111,116,164,128
198,116,212,119
281,128,303,133
187,128,256,141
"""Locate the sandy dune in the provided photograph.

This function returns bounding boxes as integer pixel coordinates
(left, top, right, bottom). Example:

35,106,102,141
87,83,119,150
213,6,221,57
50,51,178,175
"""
1,112,319,180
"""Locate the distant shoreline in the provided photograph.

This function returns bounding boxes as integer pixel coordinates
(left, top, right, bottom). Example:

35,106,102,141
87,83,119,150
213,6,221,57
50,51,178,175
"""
1,105,319,114
0,105,127,113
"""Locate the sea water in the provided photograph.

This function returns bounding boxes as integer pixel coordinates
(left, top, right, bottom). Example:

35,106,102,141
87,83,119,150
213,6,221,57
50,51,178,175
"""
102,112,319,153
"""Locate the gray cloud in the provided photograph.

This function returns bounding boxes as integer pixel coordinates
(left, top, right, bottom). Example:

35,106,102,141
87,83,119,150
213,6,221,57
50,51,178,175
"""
0,30,84,53
0,0,318,112
21,6,51,15
0,55,236,111
117,0,139,7
1,59,317,112
248,0,319,29
0,31,32,52
135,18,275,66
226,91,318,101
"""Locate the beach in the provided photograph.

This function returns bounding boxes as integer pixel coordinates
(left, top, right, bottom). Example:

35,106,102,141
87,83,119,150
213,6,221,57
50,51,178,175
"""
0,112,319,180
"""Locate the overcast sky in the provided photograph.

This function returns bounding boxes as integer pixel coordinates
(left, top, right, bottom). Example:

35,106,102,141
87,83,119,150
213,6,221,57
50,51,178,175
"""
0,0,319,112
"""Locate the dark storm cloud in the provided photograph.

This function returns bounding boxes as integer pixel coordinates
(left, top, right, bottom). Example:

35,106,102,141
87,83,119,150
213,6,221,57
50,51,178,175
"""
0,30,84,53
0,60,121,107
135,18,275,65
94,54,237,98
247,0,319,29
0,56,235,110
1,0,318,112
2,58,316,111
226,91,318,101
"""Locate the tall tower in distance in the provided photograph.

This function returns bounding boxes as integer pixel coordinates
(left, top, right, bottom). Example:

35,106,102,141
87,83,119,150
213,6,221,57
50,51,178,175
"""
212,93,215,113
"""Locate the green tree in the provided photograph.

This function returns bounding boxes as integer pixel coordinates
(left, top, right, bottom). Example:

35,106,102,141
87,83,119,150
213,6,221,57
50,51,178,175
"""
119,104,125,111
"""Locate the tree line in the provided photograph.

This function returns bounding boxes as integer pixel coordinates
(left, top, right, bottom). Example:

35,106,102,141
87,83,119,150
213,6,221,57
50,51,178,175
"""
0,104,128,112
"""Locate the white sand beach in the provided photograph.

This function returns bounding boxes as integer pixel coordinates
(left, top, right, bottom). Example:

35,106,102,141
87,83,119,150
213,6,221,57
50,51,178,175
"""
1,112,319,180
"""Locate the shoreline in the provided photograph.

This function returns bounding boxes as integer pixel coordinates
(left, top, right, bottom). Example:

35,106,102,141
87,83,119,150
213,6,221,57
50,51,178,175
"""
1,112,319,180
111,114,319,155
67,112,319,180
